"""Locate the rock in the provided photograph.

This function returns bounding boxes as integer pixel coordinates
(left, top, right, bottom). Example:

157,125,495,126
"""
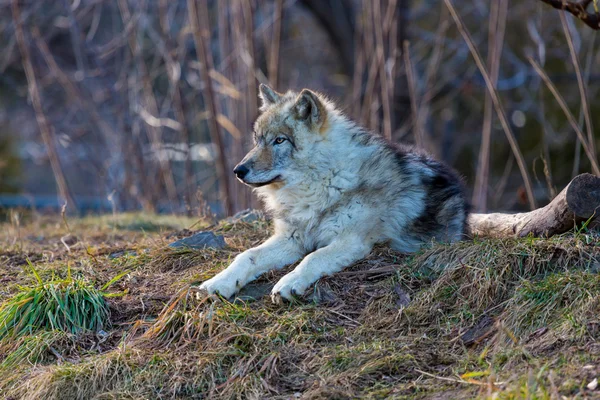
588,378,598,391
168,231,226,250
394,284,411,308
460,315,496,346
307,285,337,305
227,209,264,223
61,234,78,246
233,282,273,303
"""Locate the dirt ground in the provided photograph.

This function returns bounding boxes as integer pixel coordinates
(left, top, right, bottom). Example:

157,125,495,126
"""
0,211,599,399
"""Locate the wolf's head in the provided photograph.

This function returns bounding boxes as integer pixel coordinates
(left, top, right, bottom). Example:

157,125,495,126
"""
233,84,330,188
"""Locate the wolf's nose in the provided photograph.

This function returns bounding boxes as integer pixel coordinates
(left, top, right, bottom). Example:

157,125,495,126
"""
233,164,249,180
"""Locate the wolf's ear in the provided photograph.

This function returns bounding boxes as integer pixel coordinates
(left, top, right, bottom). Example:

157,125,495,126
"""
259,84,282,110
292,89,325,127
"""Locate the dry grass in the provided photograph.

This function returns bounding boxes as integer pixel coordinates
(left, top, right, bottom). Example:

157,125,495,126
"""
0,212,599,399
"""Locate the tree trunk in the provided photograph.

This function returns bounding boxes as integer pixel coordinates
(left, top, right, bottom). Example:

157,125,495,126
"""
188,0,234,216
468,173,600,238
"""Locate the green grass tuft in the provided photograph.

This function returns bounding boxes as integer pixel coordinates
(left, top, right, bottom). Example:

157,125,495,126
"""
0,275,109,340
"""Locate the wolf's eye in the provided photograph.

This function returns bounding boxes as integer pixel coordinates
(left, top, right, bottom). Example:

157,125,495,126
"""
273,137,286,145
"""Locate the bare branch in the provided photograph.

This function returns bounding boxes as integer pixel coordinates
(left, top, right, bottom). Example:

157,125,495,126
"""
528,56,600,176
11,0,76,210
559,11,596,159
268,0,283,88
188,0,233,216
444,0,537,210
539,0,600,30
472,0,508,213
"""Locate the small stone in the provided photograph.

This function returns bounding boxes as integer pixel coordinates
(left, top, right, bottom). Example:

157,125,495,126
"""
96,330,109,343
61,234,78,246
227,209,264,223
460,315,496,346
588,378,598,391
307,285,337,305
168,231,226,250
234,283,273,303
394,284,411,308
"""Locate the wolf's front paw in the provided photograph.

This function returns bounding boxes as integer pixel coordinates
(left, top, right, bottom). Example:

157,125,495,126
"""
199,273,239,299
270,272,311,303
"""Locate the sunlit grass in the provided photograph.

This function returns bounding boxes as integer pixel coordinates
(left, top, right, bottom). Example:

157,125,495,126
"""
0,330,71,368
1,214,599,399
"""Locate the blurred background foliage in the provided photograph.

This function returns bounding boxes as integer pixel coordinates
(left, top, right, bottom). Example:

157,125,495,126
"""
0,0,598,216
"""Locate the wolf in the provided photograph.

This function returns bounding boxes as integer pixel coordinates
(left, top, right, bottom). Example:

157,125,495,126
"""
200,84,467,303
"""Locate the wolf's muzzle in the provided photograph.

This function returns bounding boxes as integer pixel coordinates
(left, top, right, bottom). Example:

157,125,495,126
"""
233,164,249,180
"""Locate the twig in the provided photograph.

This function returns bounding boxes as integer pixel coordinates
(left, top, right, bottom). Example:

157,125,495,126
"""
559,11,596,159
374,0,392,140
528,57,600,175
415,369,505,386
472,0,508,212
572,27,597,178
539,0,600,30
154,7,195,214
403,40,423,149
188,0,233,216
327,309,360,325
351,16,366,120
530,7,557,198
242,0,258,129
418,6,449,138
32,27,120,154
444,0,537,210
359,0,381,130
11,0,76,210
268,0,283,87
49,346,64,364
118,0,178,211
336,265,399,276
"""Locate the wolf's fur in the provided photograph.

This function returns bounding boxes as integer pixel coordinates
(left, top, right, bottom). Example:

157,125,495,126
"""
200,85,467,302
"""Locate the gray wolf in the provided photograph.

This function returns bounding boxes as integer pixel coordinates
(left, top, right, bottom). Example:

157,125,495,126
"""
200,84,467,303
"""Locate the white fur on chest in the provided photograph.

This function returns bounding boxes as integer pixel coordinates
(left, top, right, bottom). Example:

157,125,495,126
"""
264,179,380,252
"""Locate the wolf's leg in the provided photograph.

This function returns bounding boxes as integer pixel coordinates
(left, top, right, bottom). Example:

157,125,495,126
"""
271,236,373,302
199,235,304,298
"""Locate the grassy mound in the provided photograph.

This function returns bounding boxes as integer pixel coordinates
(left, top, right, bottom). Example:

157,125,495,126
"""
397,235,597,334
0,214,598,399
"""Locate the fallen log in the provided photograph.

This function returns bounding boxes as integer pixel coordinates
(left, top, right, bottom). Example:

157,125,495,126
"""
468,173,600,238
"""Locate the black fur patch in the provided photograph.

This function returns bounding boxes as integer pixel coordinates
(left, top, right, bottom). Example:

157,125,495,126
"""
413,155,467,238
387,145,468,239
